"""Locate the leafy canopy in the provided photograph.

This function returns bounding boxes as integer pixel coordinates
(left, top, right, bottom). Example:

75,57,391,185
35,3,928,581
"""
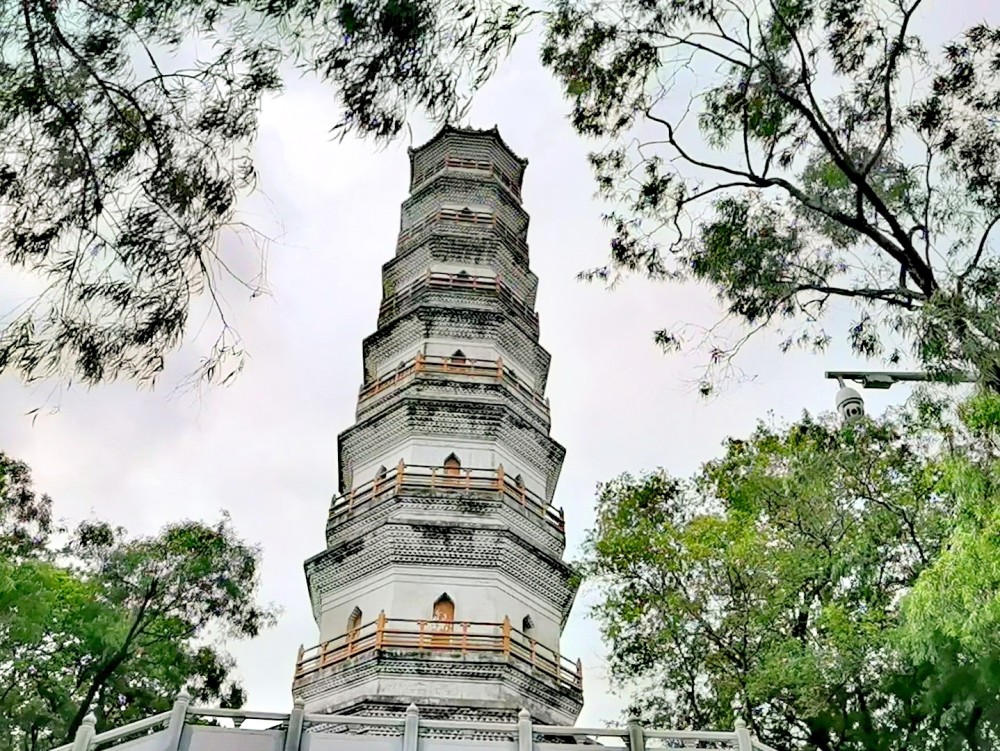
582,401,1000,750
0,0,525,387
529,0,1000,393
0,451,277,751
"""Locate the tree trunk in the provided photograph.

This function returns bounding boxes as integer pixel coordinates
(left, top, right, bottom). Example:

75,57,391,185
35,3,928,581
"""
63,652,128,742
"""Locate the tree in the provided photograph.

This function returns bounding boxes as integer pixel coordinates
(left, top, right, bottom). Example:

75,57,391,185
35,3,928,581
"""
0,452,54,557
529,0,1000,393
0,0,524,387
894,392,1000,751
0,452,277,751
580,404,1000,750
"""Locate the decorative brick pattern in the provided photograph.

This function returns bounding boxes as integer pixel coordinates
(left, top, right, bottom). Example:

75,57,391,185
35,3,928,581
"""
401,176,528,236
383,235,538,305
363,308,550,390
355,377,551,434
324,491,567,558
337,399,566,499
376,289,540,345
304,523,577,620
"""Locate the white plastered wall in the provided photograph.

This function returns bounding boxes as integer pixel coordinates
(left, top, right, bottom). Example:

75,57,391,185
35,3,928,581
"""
394,262,496,290
351,436,547,498
317,565,564,649
371,336,534,383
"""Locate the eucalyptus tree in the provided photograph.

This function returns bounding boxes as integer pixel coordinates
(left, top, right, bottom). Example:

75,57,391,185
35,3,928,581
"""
532,0,1000,392
0,0,521,387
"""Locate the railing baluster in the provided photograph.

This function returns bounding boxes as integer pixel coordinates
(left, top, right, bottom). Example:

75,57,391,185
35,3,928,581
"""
295,617,582,694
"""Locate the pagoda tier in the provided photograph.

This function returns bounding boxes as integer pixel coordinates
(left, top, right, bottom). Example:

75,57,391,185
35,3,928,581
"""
296,126,582,727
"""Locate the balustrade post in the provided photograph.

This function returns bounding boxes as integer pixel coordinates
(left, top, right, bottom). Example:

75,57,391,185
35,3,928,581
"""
502,616,512,655
414,352,424,372
375,611,387,649
627,717,645,751
161,689,191,751
418,621,426,650
319,639,330,667
284,700,306,751
576,659,584,689
403,704,420,751
530,638,536,668
496,464,505,492
734,719,753,751
396,460,405,492
495,357,503,380
70,713,97,751
295,644,304,675
461,622,469,654
517,709,532,751
465,469,472,490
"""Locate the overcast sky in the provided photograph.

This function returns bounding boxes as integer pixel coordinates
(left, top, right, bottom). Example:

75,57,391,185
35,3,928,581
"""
1,0,991,729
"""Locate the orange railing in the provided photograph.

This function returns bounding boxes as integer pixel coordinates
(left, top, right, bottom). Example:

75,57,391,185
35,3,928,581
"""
358,354,549,418
397,208,527,257
328,461,565,534
412,155,522,199
379,271,538,327
293,613,582,693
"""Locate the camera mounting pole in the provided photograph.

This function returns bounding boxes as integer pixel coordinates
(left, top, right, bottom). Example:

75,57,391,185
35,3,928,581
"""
824,370,976,423
824,370,975,390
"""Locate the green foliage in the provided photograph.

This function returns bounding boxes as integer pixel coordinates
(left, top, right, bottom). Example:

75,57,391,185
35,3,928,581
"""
582,404,1000,750
0,0,529,388
899,391,1000,663
0,452,53,557
0,452,276,751
532,0,1000,393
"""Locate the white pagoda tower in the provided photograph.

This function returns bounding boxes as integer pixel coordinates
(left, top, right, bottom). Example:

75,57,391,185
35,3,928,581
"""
292,126,583,728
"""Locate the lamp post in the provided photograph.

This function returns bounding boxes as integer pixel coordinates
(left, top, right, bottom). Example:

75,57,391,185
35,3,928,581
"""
825,370,976,423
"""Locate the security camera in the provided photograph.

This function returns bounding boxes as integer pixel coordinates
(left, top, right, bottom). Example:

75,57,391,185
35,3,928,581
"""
835,384,865,423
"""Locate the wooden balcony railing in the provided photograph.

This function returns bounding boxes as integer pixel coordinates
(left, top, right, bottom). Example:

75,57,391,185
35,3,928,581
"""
379,271,538,328
412,155,522,200
328,461,565,534
397,208,528,258
293,613,582,694
358,354,550,418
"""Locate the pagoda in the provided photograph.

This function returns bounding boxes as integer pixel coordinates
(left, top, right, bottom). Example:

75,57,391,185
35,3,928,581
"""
292,126,583,728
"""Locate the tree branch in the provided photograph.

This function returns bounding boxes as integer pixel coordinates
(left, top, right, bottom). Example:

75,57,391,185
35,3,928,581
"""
644,108,932,277
863,0,924,176
958,214,1000,288
796,283,925,308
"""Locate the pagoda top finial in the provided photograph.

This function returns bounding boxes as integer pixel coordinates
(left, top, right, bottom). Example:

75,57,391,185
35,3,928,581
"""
406,124,529,196
408,124,528,166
